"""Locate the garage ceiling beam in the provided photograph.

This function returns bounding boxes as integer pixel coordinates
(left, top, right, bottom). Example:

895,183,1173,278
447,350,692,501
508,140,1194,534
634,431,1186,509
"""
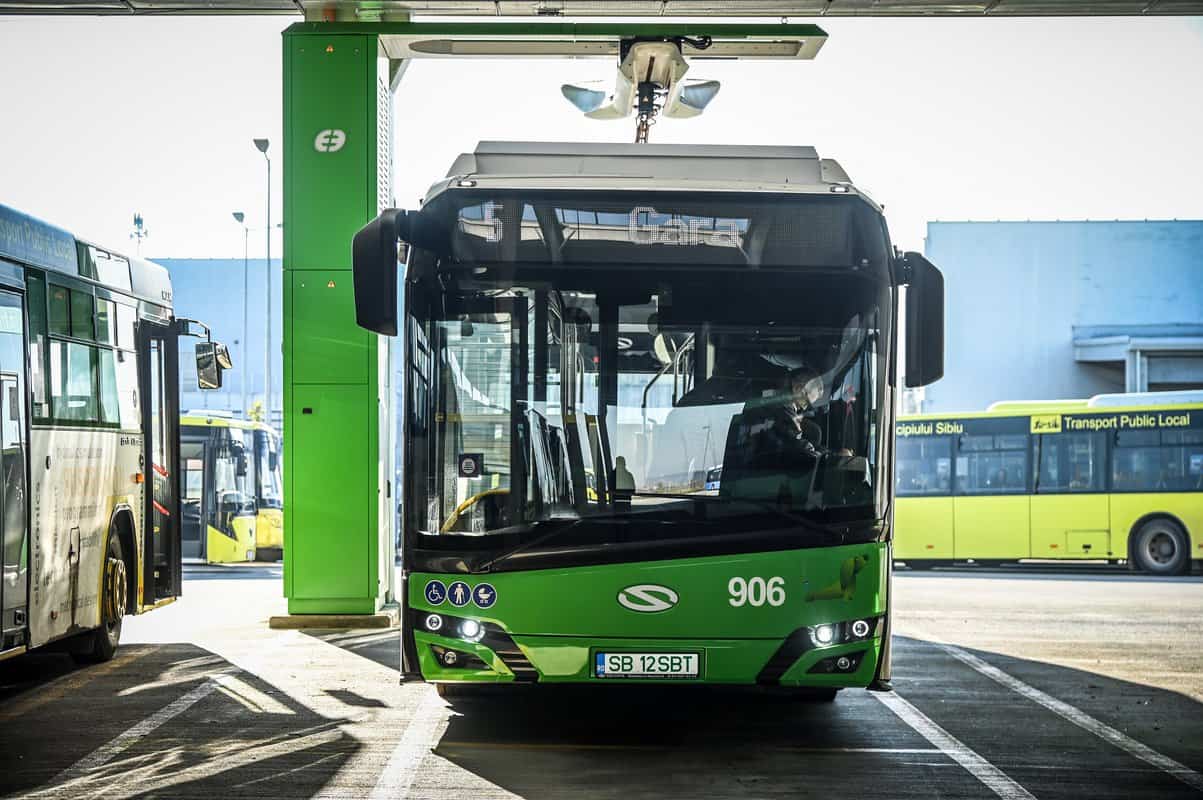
2,0,1202,14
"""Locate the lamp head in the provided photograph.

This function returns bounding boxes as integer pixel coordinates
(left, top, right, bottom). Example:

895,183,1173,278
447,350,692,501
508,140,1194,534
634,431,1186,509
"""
253,138,270,154
232,212,245,224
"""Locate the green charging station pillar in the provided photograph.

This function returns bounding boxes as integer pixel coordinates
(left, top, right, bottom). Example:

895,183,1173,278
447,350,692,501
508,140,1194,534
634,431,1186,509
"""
282,25,395,615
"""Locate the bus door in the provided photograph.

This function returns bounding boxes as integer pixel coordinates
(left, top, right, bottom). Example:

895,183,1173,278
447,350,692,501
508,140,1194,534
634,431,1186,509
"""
1030,432,1110,558
180,438,206,560
952,425,1031,560
138,321,181,603
0,289,29,650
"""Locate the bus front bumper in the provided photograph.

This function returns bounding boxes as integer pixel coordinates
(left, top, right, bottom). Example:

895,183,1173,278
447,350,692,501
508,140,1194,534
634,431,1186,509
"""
412,628,883,689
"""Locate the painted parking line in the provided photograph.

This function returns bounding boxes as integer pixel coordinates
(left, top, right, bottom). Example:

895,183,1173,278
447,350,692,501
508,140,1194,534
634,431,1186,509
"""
32,672,225,796
938,643,1203,793
369,687,449,800
873,691,1037,800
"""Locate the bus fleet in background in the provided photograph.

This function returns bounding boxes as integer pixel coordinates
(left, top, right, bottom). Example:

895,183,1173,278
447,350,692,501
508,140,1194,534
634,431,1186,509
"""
181,413,283,563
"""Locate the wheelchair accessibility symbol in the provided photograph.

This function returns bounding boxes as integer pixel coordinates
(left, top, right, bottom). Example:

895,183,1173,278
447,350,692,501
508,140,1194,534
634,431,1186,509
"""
424,580,446,606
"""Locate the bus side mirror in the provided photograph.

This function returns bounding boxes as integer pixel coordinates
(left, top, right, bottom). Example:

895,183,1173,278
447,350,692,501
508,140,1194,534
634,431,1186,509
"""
352,209,406,336
902,252,945,388
269,450,279,471
353,209,447,336
196,341,229,390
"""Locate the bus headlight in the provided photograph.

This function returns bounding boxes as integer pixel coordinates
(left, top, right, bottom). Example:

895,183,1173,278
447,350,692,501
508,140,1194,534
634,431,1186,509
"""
812,624,836,646
460,619,484,642
851,619,871,638
424,613,444,633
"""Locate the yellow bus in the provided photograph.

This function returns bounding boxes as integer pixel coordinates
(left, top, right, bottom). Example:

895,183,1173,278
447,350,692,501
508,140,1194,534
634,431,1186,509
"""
895,392,1203,575
180,413,283,563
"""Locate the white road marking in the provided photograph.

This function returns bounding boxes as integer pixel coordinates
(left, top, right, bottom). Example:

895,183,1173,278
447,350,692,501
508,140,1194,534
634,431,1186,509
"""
212,672,296,715
368,688,451,800
30,673,225,796
940,643,1203,793
873,691,1037,800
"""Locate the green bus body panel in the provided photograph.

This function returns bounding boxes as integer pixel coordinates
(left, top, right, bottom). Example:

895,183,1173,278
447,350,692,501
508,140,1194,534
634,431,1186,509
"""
410,543,886,685
283,29,384,614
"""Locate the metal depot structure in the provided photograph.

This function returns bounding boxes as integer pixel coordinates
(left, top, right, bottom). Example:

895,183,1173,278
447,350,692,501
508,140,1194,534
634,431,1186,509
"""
3,1,1202,620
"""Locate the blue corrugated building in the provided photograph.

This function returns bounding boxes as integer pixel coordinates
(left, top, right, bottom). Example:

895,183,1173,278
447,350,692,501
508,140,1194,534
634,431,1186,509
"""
918,220,1203,415
155,258,282,426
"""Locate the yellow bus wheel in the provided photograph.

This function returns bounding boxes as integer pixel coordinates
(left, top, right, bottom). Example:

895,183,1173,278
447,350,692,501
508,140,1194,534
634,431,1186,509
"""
74,530,127,664
1131,519,1189,576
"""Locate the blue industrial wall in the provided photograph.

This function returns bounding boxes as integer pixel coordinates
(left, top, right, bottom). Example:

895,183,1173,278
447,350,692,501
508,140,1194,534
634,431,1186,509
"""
156,258,282,423
923,220,1203,414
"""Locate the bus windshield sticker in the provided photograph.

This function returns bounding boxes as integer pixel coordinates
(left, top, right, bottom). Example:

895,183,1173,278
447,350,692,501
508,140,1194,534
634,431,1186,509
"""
448,581,472,607
1030,414,1062,434
457,453,483,478
473,583,497,609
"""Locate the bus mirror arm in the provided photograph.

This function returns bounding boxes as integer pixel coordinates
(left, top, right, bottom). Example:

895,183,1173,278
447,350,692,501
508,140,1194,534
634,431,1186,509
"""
900,252,945,388
353,209,449,336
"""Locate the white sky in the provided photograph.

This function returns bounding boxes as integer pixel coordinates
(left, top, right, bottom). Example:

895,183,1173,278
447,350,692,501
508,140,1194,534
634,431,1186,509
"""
1,15,1201,259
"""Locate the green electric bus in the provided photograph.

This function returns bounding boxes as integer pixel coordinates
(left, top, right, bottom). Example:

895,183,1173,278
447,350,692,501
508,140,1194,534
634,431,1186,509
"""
895,393,1203,575
352,142,944,696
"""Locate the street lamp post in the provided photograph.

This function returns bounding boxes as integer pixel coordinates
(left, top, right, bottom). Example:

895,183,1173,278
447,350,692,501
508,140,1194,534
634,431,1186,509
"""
253,138,272,427
232,211,249,419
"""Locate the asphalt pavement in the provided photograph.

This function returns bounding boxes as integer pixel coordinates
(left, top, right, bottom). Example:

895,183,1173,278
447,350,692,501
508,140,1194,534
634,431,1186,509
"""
1,563,1200,799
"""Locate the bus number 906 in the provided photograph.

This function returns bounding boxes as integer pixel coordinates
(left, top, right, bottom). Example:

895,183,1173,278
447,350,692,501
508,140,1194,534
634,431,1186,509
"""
728,576,785,607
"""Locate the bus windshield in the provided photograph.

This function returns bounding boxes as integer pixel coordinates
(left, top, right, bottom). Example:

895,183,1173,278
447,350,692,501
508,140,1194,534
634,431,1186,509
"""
214,429,254,516
406,191,892,557
255,429,283,509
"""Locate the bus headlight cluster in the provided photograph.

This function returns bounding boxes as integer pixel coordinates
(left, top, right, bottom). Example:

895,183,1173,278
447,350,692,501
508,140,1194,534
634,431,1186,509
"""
420,611,487,643
459,619,484,642
808,618,879,647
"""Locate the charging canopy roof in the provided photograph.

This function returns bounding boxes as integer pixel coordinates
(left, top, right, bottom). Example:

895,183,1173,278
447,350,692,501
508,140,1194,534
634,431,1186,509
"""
2,0,1200,14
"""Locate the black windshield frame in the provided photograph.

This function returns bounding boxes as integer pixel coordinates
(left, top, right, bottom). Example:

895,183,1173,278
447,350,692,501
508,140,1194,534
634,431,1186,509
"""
400,189,900,569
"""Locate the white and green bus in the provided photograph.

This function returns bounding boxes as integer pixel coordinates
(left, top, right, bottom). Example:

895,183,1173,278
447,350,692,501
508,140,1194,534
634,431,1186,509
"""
0,203,230,663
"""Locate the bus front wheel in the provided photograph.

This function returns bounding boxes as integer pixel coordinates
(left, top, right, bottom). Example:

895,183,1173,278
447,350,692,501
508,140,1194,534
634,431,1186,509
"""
74,530,127,663
1131,519,1190,576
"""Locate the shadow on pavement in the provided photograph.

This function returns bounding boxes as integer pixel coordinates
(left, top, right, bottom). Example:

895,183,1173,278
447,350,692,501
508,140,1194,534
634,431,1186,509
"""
301,629,400,673
424,638,1203,800
0,643,360,799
